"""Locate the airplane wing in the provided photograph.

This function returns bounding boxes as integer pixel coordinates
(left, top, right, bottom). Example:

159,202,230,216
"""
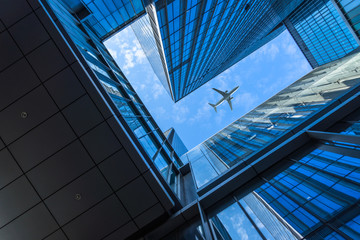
227,98,233,111
213,88,226,97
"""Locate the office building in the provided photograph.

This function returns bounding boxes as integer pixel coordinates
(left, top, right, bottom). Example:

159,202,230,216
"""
333,0,360,41
152,0,305,101
180,51,360,239
0,0,360,239
164,127,188,157
285,0,359,68
149,0,359,101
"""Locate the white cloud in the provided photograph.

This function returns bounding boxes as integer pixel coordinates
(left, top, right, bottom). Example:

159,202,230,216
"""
215,109,226,125
135,48,146,63
213,75,230,91
123,50,135,70
217,204,250,240
171,101,190,124
105,28,147,73
249,42,279,61
153,106,167,119
151,81,166,99
285,43,297,55
108,48,117,59
133,39,146,63
233,92,259,112
281,31,299,56
189,99,212,124
266,43,280,60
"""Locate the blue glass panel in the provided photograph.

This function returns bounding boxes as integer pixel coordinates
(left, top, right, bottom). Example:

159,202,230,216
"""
132,0,144,13
254,144,360,237
214,203,263,240
290,0,358,65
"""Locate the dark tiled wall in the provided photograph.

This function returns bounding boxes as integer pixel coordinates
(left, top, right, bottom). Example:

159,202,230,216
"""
0,0,174,239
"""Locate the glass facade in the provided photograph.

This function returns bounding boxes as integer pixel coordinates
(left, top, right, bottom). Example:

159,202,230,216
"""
287,0,359,66
25,0,360,239
163,128,188,158
210,138,360,239
154,0,305,101
47,0,183,195
202,88,360,240
256,143,360,239
210,194,300,240
130,13,173,98
80,0,146,39
335,0,360,39
126,0,360,101
183,50,360,188
59,0,360,103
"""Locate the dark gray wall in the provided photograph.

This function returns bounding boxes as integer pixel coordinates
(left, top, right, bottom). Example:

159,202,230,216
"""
0,0,176,239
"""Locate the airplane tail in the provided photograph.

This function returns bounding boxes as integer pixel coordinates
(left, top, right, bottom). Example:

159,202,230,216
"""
209,103,217,112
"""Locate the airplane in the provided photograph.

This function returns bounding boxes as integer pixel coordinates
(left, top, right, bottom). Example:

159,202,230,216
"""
209,86,239,112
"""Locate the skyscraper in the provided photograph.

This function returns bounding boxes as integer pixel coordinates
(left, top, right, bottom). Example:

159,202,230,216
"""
285,0,359,68
0,0,360,239
333,0,360,41
164,127,188,157
181,51,360,239
150,0,359,101
152,0,306,101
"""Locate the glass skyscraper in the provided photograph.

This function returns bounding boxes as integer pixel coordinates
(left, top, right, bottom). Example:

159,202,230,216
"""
285,0,359,68
178,50,360,239
80,0,146,39
153,0,307,101
40,0,360,102
163,127,188,157
1,0,360,239
149,0,360,101
334,0,360,41
182,50,360,187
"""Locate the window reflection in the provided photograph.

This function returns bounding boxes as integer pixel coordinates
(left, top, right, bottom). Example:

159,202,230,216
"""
256,145,360,238
154,152,170,179
210,141,360,239
213,202,263,240
210,194,298,240
187,51,360,188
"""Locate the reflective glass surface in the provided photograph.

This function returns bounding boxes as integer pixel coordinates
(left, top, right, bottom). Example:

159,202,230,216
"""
256,143,360,238
155,0,305,101
336,0,360,39
289,0,359,66
185,50,360,188
131,13,173,98
213,202,264,240
210,139,360,239
340,121,360,136
82,0,146,39
163,128,188,157
210,194,299,240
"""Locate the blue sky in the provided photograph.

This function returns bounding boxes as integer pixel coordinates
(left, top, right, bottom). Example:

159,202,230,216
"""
105,26,311,150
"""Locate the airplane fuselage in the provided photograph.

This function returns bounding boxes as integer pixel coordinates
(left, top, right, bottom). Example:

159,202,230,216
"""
213,87,238,108
209,86,239,112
